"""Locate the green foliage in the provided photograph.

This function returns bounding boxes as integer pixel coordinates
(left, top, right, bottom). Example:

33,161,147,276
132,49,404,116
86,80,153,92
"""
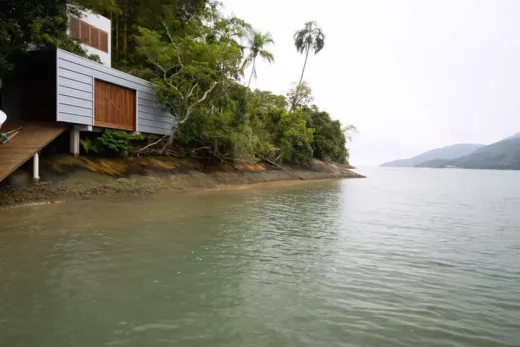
175,83,262,162
275,110,314,162
0,0,120,77
247,90,287,115
175,82,353,165
96,130,136,155
1,1,354,165
304,107,351,163
242,30,275,88
80,130,144,156
1,0,67,76
248,97,314,163
294,21,326,55
104,0,210,70
286,82,313,110
134,5,245,130
79,137,98,154
0,0,209,76
291,21,325,110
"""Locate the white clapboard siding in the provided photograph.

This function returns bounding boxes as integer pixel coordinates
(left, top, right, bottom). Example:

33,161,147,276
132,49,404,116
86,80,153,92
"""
56,48,175,135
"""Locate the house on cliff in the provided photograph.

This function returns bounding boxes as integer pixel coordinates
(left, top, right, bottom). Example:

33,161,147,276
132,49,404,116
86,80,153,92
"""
0,7,174,183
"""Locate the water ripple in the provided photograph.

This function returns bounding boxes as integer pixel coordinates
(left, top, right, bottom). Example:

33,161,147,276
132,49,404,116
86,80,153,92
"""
1,170,520,346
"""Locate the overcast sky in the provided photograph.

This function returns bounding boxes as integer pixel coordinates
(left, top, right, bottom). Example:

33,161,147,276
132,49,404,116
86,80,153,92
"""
222,0,520,166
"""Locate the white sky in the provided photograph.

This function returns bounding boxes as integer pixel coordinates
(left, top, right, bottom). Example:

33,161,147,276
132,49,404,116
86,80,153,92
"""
222,0,520,166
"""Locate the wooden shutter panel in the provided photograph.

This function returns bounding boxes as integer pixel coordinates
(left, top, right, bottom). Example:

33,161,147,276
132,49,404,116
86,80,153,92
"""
91,27,100,49
71,18,108,53
100,31,108,53
80,21,90,44
70,17,80,39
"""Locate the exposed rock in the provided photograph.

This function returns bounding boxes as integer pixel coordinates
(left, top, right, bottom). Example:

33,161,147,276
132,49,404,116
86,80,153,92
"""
0,155,364,207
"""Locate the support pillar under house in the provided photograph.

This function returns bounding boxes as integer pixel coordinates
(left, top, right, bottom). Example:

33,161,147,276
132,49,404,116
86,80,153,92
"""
33,152,39,181
70,128,80,157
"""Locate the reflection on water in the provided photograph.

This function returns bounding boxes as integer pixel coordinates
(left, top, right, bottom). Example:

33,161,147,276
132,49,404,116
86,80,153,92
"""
1,170,520,347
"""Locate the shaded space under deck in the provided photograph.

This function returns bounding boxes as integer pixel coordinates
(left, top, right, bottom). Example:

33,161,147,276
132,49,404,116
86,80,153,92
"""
0,121,68,183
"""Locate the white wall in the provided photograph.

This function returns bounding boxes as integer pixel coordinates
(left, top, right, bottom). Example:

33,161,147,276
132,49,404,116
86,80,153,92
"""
68,7,111,67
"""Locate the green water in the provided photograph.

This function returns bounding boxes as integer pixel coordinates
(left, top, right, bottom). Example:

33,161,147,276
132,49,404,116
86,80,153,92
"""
1,168,519,347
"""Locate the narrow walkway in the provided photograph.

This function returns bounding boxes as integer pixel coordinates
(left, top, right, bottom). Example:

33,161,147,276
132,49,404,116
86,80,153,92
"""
0,121,68,182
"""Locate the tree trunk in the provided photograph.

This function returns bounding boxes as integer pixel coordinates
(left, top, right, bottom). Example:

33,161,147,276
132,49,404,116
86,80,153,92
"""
247,58,256,88
110,12,114,66
291,46,311,111
297,46,311,88
162,127,178,153
123,0,128,68
245,57,256,100
115,14,119,65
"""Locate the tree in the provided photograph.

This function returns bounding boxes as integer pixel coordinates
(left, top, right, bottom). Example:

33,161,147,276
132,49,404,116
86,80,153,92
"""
247,90,287,116
1,0,72,76
275,109,314,163
1,0,355,165
242,30,275,92
135,6,246,149
107,0,209,71
0,0,118,77
342,124,358,143
286,81,313,110
301,105,358,164
292,21,325,110
0,0,122,98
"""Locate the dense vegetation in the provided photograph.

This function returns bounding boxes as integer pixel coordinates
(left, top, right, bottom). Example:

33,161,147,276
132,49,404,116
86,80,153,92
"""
0,0,355,164
80,130,144,155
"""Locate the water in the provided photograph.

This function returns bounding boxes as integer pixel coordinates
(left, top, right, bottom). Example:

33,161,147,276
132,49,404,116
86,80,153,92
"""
1,168,519,347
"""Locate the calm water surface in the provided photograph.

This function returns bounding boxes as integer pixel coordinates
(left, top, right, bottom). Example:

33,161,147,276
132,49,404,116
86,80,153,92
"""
1,168,519,347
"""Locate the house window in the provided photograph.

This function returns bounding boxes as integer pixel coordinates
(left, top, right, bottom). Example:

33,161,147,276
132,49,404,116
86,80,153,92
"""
69,17,109,53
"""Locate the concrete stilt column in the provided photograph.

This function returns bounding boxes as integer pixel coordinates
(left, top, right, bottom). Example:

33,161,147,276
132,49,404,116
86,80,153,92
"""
70,128,80,156
33,152,40,181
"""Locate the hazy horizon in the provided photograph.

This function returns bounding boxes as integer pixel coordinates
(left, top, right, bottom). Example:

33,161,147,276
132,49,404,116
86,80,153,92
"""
223,0,520,166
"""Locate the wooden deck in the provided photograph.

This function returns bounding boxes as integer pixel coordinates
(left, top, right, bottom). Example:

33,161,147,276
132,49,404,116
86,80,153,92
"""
0,121,69,182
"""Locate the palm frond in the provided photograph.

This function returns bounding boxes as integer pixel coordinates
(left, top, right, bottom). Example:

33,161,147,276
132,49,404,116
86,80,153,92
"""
241,55,254,70
294,21,326,55
313,29,325,53
241,28,276,83
259,50,274,64
262,32,275,45
294,29,308,53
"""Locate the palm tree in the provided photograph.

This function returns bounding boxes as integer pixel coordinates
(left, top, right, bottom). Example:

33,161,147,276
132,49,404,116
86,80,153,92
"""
242,30,275,92
294,21,325,89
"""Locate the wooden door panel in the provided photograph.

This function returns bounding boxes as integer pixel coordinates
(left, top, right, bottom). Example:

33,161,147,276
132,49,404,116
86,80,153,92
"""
94,80,136,131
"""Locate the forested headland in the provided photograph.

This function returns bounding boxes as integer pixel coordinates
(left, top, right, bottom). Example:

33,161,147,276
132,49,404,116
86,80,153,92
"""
0,0,356,165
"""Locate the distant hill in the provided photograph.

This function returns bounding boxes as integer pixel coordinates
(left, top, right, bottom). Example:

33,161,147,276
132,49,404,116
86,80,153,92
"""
416,159,451,168
419,136,520,170
506,132,520,140
380,144,484,167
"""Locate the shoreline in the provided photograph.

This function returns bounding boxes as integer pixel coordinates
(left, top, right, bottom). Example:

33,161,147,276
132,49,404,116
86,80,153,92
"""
0,155,364,208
